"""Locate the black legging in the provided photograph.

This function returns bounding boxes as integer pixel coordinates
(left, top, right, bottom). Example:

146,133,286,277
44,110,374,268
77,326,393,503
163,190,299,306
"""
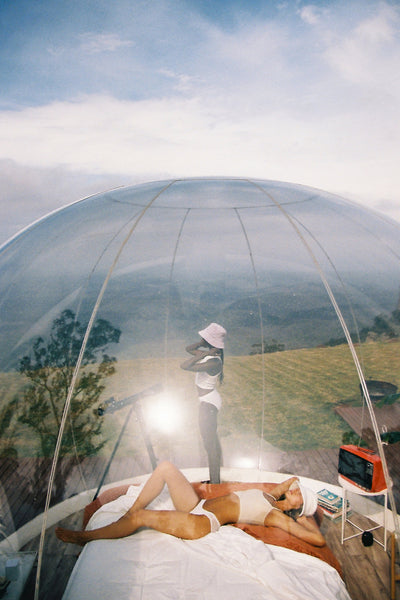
198,401,222,484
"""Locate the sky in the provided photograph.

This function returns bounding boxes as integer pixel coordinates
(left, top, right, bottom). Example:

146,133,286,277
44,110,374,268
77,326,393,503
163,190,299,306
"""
1,0,400,246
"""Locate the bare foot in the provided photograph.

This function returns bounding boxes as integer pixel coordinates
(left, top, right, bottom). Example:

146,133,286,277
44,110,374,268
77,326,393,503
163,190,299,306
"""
55,526,88,546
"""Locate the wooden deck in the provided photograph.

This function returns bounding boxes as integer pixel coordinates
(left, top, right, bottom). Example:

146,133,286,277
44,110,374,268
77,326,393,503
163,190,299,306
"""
334,403,400,440
12,449,396,600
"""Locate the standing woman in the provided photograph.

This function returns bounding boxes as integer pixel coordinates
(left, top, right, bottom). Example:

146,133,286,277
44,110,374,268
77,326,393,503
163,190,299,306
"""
181,323,226,484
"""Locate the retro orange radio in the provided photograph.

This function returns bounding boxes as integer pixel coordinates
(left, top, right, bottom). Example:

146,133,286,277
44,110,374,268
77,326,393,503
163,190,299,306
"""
338,445,386,492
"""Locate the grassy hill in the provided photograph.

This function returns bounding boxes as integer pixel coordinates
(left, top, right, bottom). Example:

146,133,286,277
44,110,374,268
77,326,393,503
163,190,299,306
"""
220,339,400,451
1,339,399,458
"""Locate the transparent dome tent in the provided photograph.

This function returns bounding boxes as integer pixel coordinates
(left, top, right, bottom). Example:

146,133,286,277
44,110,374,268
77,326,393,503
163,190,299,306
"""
0,177,400,597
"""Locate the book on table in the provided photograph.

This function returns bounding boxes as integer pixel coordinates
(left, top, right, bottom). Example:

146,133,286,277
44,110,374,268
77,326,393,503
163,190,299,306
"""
318,503,352,521
317,488,351,520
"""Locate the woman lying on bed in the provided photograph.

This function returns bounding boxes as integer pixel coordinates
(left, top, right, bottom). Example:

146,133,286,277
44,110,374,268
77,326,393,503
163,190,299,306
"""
56,460,325,547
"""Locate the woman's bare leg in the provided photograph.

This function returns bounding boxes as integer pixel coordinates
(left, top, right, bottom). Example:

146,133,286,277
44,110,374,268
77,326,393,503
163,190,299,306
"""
130,461,199,512
56,508,211,545
55,461,202,545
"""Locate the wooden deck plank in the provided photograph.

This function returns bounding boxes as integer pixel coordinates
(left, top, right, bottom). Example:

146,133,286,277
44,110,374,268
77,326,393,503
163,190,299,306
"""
0,457,39,529
22,509,84,600
321,514,391,600
280,447,340,486
335,404,400,438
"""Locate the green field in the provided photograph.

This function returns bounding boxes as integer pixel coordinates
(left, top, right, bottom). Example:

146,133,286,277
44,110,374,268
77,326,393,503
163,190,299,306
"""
1,339,399,457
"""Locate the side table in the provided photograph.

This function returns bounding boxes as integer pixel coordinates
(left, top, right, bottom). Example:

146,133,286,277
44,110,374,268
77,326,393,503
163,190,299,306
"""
338,475,388,551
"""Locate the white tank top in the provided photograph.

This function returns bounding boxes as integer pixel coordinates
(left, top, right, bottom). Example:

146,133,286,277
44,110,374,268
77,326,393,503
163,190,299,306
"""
234,489,276,525
195,355,222,390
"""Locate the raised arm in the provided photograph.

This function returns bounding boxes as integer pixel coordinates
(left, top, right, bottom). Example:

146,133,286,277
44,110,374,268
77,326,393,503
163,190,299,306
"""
270,477,299,500
180,348,221,374
185,341,204,355
266,509,326,547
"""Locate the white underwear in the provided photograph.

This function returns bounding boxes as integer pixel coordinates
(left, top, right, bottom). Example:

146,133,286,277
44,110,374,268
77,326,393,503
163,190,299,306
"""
191,499,220,532
198,388,221,410
234,489,275,525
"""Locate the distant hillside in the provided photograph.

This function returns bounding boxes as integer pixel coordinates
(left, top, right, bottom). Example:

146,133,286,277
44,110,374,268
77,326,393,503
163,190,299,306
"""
3,269,399,369
1,339,399,459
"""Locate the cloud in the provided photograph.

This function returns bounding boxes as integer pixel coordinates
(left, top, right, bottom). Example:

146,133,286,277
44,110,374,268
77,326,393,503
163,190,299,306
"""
1,0,400,246
207,19,285,68
0,159,134,245
324,4,400,88
78,32,134,54
299,5,324,25
0,89,399,210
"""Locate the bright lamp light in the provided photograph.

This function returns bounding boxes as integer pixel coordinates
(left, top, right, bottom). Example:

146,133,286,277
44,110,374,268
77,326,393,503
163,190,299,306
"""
145,393,183,434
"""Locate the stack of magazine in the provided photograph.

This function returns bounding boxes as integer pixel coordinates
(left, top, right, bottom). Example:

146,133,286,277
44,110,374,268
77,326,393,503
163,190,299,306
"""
317,488,351,521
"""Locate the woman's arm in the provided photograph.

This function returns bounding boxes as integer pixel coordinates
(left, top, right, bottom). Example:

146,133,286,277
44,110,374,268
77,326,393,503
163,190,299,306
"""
180,350,220,374
270,477,299,500
185,341,204,355
291,515,326,547
266,510,326,547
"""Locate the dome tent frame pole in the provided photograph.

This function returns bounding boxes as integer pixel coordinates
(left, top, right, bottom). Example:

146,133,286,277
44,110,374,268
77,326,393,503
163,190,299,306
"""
252,180,400,542
33,182,175,600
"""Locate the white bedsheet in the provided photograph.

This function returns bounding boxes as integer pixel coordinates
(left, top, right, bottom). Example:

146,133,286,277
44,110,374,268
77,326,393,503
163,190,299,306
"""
62,485,351,600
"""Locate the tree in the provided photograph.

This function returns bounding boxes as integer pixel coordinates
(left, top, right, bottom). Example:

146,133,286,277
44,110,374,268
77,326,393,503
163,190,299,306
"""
15,309,121,504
